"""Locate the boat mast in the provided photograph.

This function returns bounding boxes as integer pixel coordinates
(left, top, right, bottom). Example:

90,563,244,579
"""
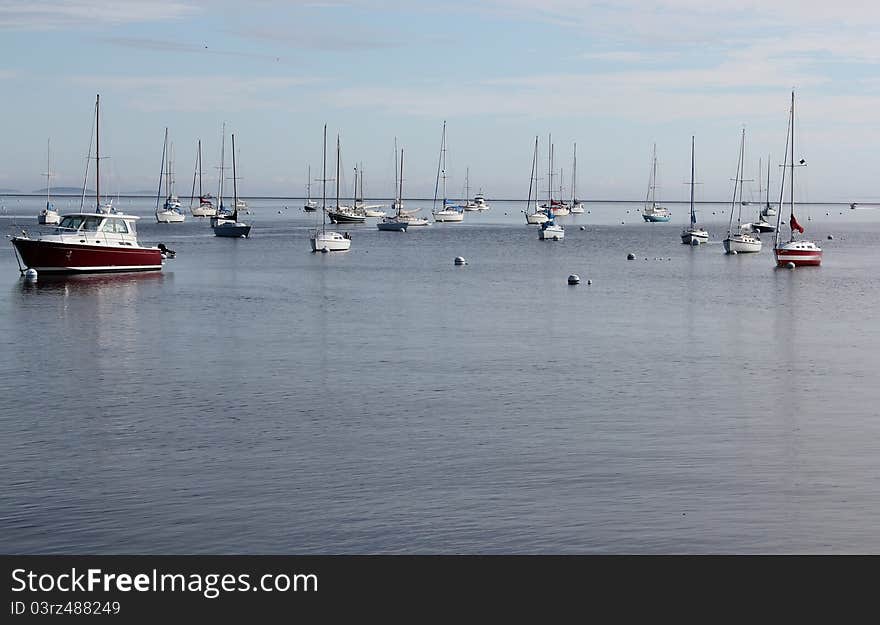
335,134,341,210
398,148,404,217
322,124,327,232
359,162,364,204
156,128,168,213
393,136,398,206
166,139,173,200
690,136,696,228
465,167,470,203
790,90,796,242
189,140,198,212
651,143,656,209
45,138,51,210
765,155,771,210
571,142,577,205
352,165,358,206
95,94,100,211
307,165,311,202
231,134,239,222
217,122,226,210
442,122,447,205
547,134,553,210
526,136,538,216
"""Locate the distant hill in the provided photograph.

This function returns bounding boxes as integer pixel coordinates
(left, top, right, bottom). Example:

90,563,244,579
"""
0,188,21,193
32,187,95,195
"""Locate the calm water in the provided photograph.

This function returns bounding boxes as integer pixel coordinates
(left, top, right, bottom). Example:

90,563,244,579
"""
2,196,880,554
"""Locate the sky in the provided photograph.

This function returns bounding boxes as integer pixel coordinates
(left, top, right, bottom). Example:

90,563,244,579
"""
1,0,880,201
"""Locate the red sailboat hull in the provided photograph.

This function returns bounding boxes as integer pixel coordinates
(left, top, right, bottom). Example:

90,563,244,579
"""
12,238,163,274
774,247,822,267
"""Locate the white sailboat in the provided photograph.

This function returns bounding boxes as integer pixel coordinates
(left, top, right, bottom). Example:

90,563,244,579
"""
523,136,548,225
432,121,465,223
310,125,352,252
303,165,318,212
190,139,216,217
723,128,762,254
642,144,671,222
680,136,708,244
213,134,251,237
211,122,233,226
156,130,186,223
38,139,61,225
570,142,585,214
327,139,366,224
773,91,822,267
539,135,564,241
751,157,775,233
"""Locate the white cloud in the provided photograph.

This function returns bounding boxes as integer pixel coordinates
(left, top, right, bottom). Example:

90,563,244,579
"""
0,0,197,30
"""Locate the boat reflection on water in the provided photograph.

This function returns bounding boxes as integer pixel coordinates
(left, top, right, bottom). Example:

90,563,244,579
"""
18,270,166,294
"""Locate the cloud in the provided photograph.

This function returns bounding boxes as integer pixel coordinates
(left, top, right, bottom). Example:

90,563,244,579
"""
0,0,197,30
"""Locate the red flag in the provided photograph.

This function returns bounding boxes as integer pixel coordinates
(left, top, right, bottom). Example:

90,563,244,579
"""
790,213,804,233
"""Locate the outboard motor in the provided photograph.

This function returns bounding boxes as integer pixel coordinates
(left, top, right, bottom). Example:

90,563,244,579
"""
157,243,176,259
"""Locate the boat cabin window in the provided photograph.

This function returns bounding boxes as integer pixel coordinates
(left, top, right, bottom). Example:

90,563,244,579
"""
58,216,85,230
101,218,130,234
81,216,102,232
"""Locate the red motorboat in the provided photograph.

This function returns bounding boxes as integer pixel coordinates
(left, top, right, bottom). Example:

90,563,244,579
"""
10,94,166,275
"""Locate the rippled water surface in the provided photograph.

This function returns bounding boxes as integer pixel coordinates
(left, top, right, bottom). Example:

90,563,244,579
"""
3,197,880,553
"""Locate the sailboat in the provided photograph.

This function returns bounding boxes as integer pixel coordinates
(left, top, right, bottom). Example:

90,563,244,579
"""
751,157,776,233
723,128,762,254
310,125,352,252
37,139,60,225
774,91,822,267
642,144,671,222
541,145,569,216
378,148,409,232
570,142,585,214
680,136,708,244
156,130,186,223
539,135,564,241
523,136,549,225
303,165,318,212
760,156,777,219
212,134,251,237
11,95,165,274
211,122,232,226
432,122,465,223
355,164,386,217
327,139,366,224
190,140,216,217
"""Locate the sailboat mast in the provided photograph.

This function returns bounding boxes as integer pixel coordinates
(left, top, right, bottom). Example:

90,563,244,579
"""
231,134,238,221
335,134,341,210
321,124,327,231
651,143,657,208
398,148,404,217
156,128,167,212
547,134,552,209
352,166,358,204
217,122,226,209
766,155,771,208
307,165,311,201
46,138,51,209
95,94,100,211
790,91,796,242
198,140,203,197
571,142,577,205
526,136,537,214
442,121,447,203
690,136,696,227
359,162,364,203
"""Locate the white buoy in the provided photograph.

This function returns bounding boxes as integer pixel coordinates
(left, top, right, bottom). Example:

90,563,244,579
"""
24,268,38,282
627,253,635,260
827,234,833,240
454,256,467,265
568,274,580,285
787,262,796,269
731,250,738,255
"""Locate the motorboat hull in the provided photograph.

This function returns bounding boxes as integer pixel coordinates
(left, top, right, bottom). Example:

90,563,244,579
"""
643,214,671,222
11,237,163,273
